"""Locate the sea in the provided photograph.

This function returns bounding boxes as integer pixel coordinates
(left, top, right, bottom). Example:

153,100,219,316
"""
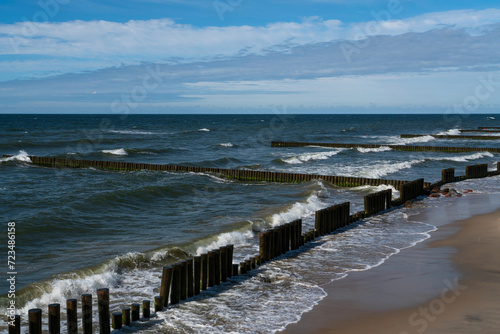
1,113,500,333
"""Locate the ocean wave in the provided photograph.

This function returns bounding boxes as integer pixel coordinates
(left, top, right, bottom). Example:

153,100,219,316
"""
109,129,157,135
436,129,461,136
394,135,436,145
198,128,210,132
0,150,31,164
270,193,325,227
354,159,425,179
353,184,399,198
280,149,344,164
218,143,233,147
356,146,392,153
430,151,494,162
101,148,128,155
195,229,255,255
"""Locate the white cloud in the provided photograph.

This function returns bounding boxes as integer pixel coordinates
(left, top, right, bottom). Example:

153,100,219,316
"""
1,8,500,81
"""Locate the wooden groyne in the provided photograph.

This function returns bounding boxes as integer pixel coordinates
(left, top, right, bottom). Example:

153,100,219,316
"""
478,126,500,129
400,134,500,140
270,141,500,153
8,160,500,333
459,129,500,133
2,155,419,190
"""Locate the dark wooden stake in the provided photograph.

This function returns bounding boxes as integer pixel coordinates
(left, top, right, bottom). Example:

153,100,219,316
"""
82,294,92,334
97,288,110,334
48,303,60,334
112,312,122,329
28,308,42,334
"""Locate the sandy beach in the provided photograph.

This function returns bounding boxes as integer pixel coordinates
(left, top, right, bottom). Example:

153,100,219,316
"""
282,194,500,334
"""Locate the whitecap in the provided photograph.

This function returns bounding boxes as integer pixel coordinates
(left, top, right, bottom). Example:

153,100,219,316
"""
0,150,31,163
198,128,210,132
101,148,128,156
357,146,392,153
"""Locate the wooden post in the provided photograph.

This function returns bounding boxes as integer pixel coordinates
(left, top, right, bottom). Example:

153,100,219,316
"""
160,266,172,308
187,258,194,298
226,245,234,278
154,296,162,313
131,304,140,321
97,288,110,334
232,264,239,276
112,312,122,329
259,233,266,263
214,249,221,285
180,260,187,300
82,294,92,334
66,299,77,334
122,308,131,327
220,247,227,282
28,309,42,334
48,303,60,334
142,300,150,319
208,251,215,287
201,253,208,289
194,256,201,295
8,314,20,334
240,262,247,274
171,263,181,305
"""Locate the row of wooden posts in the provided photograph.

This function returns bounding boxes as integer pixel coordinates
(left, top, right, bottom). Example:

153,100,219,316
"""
2,155,415,190
270,141,500,154
363,190,392,216
8,163,500,333
465,163,489,179
315,202,351,236
400,134,500,140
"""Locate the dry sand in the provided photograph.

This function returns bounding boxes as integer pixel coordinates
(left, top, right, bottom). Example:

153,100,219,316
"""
281,198,500,334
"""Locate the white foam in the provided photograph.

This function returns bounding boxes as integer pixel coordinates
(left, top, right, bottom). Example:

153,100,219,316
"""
198,128,210,132
196,230,254,255
437,129,461,136
218,143,233,147
19,269,119,313
357,146,392,153
353,184,399,198
0,150,31,163
395,135,436,145
101,148,128,155
431,151,494,162
282,149,344,164
109,130,156,135
353,159,424,179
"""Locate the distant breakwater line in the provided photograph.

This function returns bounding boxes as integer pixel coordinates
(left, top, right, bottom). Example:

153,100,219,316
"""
271,141,500,153
2,155,418,189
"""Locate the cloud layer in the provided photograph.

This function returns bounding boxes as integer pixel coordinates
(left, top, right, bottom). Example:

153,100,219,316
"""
2,8,500,81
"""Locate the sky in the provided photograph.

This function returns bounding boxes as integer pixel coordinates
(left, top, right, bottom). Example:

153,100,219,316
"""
1,0,500,114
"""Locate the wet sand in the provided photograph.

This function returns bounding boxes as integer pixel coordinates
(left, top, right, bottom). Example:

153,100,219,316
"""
281,195,500,334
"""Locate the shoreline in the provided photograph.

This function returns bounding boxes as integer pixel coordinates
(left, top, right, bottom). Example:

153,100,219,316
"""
281,193,500,334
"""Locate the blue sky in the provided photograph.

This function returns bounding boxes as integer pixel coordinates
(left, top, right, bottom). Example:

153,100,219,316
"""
1,0,500,113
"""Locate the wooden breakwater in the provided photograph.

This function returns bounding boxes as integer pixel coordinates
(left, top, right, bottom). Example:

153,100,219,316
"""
270,141,500,153
8,160,500,333
459,129,500,133
400,134,500,140
2,155,418,190
478,126,500,130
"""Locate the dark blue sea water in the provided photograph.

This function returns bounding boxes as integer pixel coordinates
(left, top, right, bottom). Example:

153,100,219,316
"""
1,114,500,333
